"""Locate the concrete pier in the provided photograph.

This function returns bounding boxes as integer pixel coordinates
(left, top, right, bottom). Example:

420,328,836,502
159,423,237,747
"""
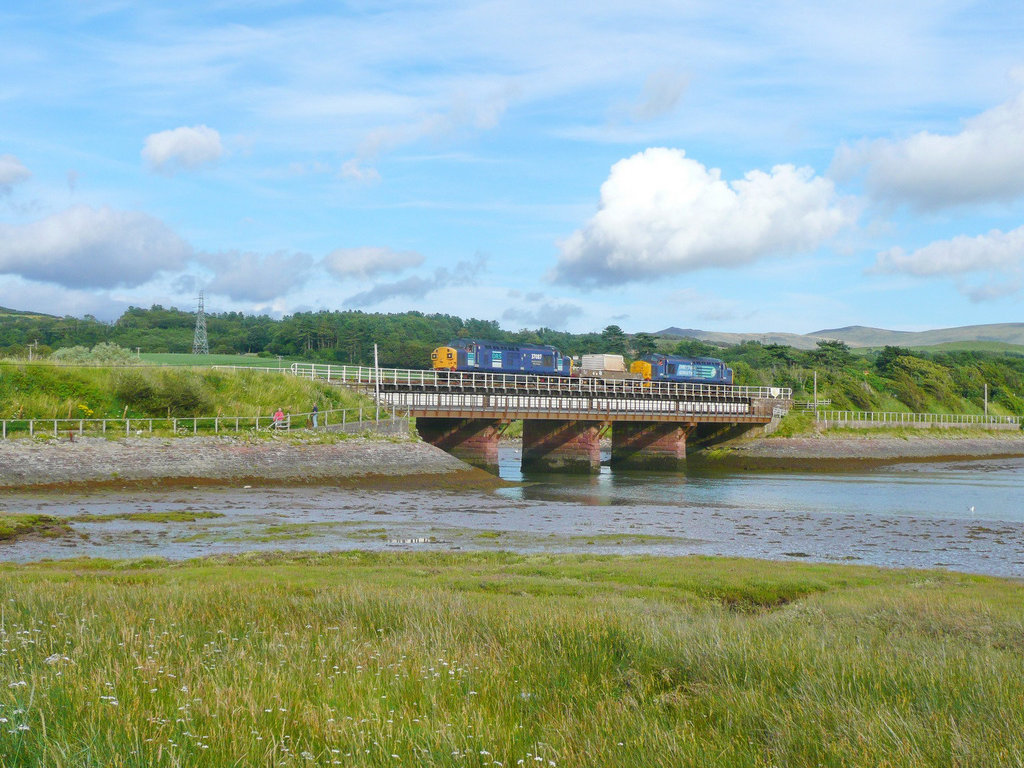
521,419,602,474
610,422,692,471
415,418,501,473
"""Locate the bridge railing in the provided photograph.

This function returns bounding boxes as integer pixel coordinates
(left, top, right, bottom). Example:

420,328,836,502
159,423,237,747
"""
288,363,792,401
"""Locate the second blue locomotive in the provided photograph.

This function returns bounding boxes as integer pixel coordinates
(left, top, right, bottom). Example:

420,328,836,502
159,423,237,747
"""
629,355,733,385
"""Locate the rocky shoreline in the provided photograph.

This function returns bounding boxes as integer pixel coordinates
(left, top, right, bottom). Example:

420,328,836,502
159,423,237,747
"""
693,432,1024,470
0,435,501,491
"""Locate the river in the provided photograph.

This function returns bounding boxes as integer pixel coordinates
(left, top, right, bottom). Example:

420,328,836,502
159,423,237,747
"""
3,444,1023,577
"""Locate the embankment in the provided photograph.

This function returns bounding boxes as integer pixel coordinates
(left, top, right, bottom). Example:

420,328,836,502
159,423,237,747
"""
694,431,1024,470
0,435,501,491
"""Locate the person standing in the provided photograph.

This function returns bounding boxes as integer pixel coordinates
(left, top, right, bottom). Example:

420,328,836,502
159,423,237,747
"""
311,403,319,428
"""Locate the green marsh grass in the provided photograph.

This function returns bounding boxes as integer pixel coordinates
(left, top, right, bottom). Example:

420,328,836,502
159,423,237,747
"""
0,552,1022,767
0,363,370,421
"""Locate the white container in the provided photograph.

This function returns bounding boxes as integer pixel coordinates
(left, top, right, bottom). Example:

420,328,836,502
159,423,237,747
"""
580,354,626,372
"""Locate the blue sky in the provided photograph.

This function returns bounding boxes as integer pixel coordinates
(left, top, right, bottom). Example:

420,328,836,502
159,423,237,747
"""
2,0,1024,334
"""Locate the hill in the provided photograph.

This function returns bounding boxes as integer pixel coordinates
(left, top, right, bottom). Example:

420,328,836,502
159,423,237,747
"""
657,323,1024,350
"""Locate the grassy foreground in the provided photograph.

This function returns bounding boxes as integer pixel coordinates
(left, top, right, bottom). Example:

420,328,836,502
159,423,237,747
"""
0,552,1021,767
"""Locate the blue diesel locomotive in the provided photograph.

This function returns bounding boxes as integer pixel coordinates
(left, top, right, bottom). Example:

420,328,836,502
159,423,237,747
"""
629,355,733,385
431,339,571,376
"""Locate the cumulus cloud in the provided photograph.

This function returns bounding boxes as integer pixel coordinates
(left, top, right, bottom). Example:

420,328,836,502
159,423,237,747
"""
832,91,1024,208
345,254,487,307
0,154,31,192
142,125,223,175
203,250,314,302
874,226,1024,301
0,205,191,288
554,148,851,285
631,70,688,121
502,300,583,330
875,227,1024,276
323,246,424,279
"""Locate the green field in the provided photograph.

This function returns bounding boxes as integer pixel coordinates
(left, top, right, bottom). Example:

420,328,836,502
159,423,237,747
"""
0,552,1021,767
137,352,309,368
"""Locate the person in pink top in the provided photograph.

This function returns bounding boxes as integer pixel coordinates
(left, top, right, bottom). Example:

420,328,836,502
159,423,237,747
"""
272,407,285,428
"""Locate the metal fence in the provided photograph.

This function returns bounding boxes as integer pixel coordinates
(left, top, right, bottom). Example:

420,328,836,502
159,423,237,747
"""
0,405,406,440
816,410,1020,428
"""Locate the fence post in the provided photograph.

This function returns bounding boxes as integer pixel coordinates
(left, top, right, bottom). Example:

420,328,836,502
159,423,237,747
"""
30,420,34,437
2,421,4,439
172,418,176,433
126,419,130,437
193,418,197,435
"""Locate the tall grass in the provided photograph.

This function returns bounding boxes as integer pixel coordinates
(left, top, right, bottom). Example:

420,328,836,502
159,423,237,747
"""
0,552,1021,767
0,363,370,419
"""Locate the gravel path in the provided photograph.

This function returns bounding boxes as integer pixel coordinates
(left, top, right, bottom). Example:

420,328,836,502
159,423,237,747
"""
0,435,484,490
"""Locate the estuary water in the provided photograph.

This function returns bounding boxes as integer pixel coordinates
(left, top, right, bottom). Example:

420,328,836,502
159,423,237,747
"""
2,444,1023,577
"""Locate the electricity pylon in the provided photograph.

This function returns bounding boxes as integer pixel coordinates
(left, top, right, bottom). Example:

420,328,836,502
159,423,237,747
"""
192,291,209,355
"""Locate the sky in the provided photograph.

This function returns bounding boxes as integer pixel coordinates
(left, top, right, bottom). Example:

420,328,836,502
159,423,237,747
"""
2,0,1024,335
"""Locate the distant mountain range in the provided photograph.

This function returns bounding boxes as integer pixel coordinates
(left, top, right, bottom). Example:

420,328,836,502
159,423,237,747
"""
655,323,1024,350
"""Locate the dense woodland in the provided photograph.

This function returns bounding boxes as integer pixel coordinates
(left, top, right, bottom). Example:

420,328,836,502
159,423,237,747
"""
2,305,1023,417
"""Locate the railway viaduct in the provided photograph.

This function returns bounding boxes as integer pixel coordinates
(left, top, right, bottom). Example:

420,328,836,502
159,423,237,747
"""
292,364,793,474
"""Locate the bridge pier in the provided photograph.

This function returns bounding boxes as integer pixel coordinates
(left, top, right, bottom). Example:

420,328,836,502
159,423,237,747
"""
416,418,501,473
610,422,693,471
521,420,602,474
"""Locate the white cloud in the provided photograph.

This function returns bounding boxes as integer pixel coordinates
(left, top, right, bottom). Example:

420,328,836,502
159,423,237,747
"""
342,88,517,180
874,226,1024,301
0,154,31,192
502,300,583,330
874,227,1024,276
0,205,191,288
555,148,851,285
323,246,424,279
345,253,487,307
339,159,381,183
630,70,688,122
142,125,223,175
203,250,314,302
833,91,1024,208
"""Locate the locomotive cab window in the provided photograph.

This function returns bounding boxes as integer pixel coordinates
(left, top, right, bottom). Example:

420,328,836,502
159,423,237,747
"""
541,354,554,367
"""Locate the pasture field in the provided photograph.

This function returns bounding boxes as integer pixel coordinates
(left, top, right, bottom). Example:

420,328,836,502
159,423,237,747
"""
138,353,305,368
0,552,1021,767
